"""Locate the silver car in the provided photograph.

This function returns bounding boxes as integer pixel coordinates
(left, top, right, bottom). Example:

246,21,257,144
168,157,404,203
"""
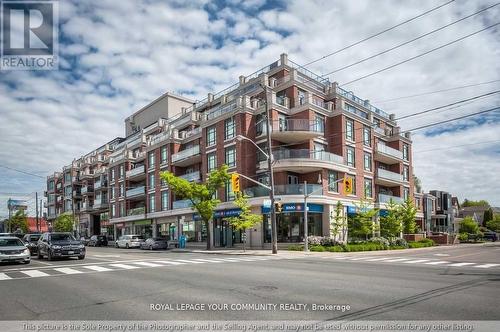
0,236,30,264
115,235,144,249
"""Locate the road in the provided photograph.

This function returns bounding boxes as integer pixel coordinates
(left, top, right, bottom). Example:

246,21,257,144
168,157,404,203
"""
0,243,499,321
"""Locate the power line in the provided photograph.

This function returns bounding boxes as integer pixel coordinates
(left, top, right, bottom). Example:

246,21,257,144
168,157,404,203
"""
341,22,500,86
373,79,500,103
301,0,455,67
414,139,500,153
0,164,46,179
326,3,499,75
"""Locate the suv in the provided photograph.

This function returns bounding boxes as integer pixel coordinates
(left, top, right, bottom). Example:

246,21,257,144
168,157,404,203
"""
88,235,108,247
22,233,42,255
115,235,144,248
37,232,86,260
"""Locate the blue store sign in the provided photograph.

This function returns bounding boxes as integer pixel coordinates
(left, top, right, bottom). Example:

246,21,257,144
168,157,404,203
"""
261,203,323,214
193,208,242,220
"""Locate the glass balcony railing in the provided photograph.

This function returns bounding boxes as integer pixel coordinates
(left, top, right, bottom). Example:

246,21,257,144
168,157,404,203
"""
378,193,403,204
272,119,325,133
171,145,200,163
273,149,344,165
377,168,403,182
126,165,145,178
173,199,192,209
244,184,323,198
179,171,201,182
128,207,145,216
376,143,403,159
126,186,145,197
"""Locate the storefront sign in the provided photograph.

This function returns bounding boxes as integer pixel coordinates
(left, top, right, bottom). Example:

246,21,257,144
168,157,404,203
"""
133,220,151,225
193,208,242,220
261,203,323,214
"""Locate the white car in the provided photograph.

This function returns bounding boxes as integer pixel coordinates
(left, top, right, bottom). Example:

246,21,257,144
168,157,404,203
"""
115,235,145,249
0,236,30,264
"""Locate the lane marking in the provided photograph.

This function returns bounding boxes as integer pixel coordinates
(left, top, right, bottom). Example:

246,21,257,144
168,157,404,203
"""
132,262,163,267
435,254,450,257
20,270,50,278
474,263,500,268
54,267,83,274
403,259,430,264
384,258,411,262
0,273,12,280
350,257,375,261
153,260,186,265
424,261,450,265
365,257,397,261
448,262,475,267
82,265,113,272
175,259,205,264
191,258,224,263
109,264,139,270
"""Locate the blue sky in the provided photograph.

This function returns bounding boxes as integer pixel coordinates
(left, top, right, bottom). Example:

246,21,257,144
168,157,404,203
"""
1,0,499,218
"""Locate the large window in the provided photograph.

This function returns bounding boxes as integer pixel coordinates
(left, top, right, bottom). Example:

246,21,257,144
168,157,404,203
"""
363,126,371,147
224,118,235,140
346,146,355,167
345,118,354,141
119,165,124,178
111,204,116,218
255,113,266,136
119,202,125,217
207,126,216,146
364,153,372,171
225,146,236,168
225,181,235,201
403,165,409,181
110,187,115,200
149,152,155,169
364,178,373,198
161,191,169,211
149,173,155,189
48,180,54,191
314,113,325,132
403,187,410,201
207,153,217,172
110,169,115,182
149,193,155,213
403,144,409,161
351,176,357,195
328,171,338,192
119,183,124,197
160,146,168,164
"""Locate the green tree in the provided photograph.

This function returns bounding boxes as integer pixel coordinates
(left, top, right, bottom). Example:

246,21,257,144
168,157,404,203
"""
7,210,29,233
348,199,378,240
486,215,500,232
483,208,494,225
379,199,402,238
462,199,490,207
459,216,479,234
53,213,75,232
226,193,262,251
413,175,422,193
330,201,347,243
400,198,417,234
161,165,230,250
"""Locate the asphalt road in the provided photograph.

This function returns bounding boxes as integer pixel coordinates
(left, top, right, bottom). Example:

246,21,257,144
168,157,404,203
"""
0,243,499,321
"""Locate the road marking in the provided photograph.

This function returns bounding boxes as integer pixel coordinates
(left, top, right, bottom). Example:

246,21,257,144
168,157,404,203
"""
83,265,113,272
92,255,120,258
0,273,12,280
191,258,224,263
54,267,83,274
175,259,205,264
435,254,450,257
32,260,53,266
109,264,139,270
474,264,500,268
402,259,430,264
20,270,50,278
349,257,375,261
133,262,163,267
334,256,352,260
384,258,411,262
425,261,450,265
448,262,475,267
211,258,248,262
153,260,186,265
365,257,396,261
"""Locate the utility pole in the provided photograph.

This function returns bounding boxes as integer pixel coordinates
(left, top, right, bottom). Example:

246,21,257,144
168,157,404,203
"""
304,181,309,252
262,84,278,254
35,192,39,233
8,198,12,233
39,199,43,232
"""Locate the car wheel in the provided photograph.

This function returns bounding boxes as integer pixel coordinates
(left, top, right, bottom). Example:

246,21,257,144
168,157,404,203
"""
126,243,129,249
78,255,85,260
47,250,53,261
149,245,153,250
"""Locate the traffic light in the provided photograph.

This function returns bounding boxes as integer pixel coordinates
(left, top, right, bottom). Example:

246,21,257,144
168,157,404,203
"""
231,173,240,193
274,201,283,213
343,176,353,195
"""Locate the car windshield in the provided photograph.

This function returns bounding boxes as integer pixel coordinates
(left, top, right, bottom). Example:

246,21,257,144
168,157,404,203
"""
50,234,76,241
0,238,24,247
132,236,144,240
30,235,41,241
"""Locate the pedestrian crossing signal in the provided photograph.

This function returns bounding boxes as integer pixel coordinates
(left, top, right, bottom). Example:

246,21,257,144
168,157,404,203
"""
343,176,353,195
231,173,240,193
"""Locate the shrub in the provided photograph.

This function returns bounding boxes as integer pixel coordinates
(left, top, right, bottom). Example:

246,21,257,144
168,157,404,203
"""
388,237,408,248
307,236,339,247
408,240,434,248
310,245,325,252
287,245,303,251
369,237,390,248
458,233,468,242
345,243,386,252
418,238,435,246
307,236,323,246
389,245,407,250
326,245,344,252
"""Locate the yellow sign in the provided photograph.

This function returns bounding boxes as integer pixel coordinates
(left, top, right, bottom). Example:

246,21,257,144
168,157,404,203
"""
275,201,283,213
343,176,353,195
231,173,240,193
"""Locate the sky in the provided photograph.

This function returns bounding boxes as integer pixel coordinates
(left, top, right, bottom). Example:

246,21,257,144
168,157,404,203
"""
0,0,499,218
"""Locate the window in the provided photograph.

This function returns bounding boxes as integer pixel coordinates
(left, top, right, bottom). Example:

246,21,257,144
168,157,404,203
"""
207,126,216,146
364,153,372,171
314,113,325,132
297,89,306,105
48,180,54,191
403,166,409,181
149,193,155,212
257,143,268,162
328,171,338,192
403,144,409,161
373,117,381,128
345,118,354,141
111,204,116,218
119,183,124,197
225,180,235,201
149,152,155,169
363,126,371,146
149,173,155,189
64,172,71,183
110,187,115,200
287,175,299,184
224,118,235,140
161,191,169,211
119,165,124,178
160,146,168,164
161,177,167,187
364,178,373,198
255,113,266,136
119,202,125,217
110,169,115,182
403,187,410,201
346,147,355,167
351,176,357,195
225,146,236,168
207,153,217,172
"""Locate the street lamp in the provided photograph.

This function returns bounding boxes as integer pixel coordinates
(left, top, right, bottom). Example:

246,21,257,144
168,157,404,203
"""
235,135,269,159
303,175,323,252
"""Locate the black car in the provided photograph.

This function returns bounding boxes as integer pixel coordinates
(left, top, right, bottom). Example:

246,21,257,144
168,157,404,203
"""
22,233,42,254
37,232,86,260
483,231,498,242
88,235,108,247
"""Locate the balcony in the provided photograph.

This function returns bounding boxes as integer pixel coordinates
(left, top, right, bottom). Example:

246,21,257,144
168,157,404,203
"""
244,184,323,198
126,186,145,199
375,168,403,187
93,201,107,210
271,119,324,143
128,207,146,216
173,199,192,209
374,142,403,164
81,186,94,195
378,193,403,204
261,149,348,174
126,165,145,180
81,203,93,212
171,145,201,167
179,171,201,182
94,180,107,190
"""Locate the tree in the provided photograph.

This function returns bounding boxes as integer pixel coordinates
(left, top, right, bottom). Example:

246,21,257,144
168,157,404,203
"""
462,199,490,207
483,208,494,225
161,165,230,250
348,199,378,240
400,198,417,234
7,210,29,233
459,216,479,234
53,213,75,232
226,193,262,251
379,199,402,238
486,215,500,232
330,201,347,243
413,175,422,193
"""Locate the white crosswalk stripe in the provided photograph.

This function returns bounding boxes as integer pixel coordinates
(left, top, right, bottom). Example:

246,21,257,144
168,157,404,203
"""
83,265,113,272
474,264,500,268
54,267,83,275
175,259,205,264
403,259,430,264
20,270,50,277
448,262,475,267
0,273,12,280
365,257,396,261
191,258,224,263
333,256,500,269
154,260,186,265
384,258,411,262
424,261,450,265
133,262,163,267
109,263,140,270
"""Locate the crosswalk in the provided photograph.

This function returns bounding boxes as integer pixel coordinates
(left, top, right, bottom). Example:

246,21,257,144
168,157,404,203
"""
0,256,280,281
326,255,500,269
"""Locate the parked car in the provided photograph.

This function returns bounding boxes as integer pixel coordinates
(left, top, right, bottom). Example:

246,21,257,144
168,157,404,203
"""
0,236,30,264
22,233,42,255
115,235,144,248
0,233,24,239
483,231,498,242
38,232,86,260
79,236,91,246
88,235,108,247
140,237,168,250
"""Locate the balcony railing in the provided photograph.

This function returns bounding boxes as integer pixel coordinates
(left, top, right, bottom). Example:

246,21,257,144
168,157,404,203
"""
126,186,145,198
171,145,200,163
173,199,192,209
377,168,403,182
179,171,201,182
272,119,325,133
336,85,391,120
81,186,93,194
205,100,238,121
244,184,323,198
376,143,403,159
273,149,344,165
128,207,145,216
126,165,145,178
378,193,403,204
